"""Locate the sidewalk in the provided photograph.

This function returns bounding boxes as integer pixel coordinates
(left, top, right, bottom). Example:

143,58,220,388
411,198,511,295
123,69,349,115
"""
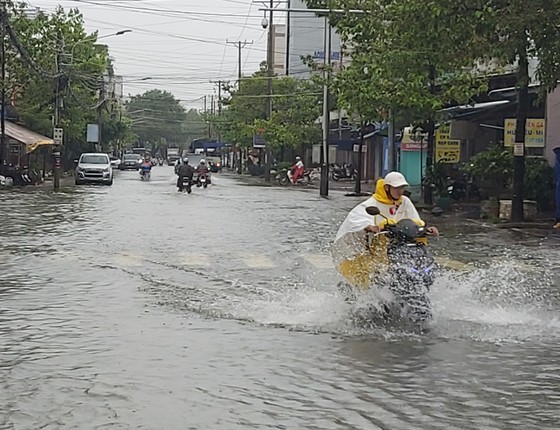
224,170,558,233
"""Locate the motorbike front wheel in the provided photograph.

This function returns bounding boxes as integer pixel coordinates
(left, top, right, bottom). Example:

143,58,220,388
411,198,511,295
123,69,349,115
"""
278,175,290,186
331,172,341,181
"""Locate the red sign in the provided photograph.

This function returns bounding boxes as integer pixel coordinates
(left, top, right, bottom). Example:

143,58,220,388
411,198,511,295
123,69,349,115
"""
401,142,428,151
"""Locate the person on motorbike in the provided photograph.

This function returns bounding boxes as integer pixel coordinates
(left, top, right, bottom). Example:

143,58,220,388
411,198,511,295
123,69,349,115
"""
288,156,304,184
140,156,152,178
332,171,438,289
177,157,195,192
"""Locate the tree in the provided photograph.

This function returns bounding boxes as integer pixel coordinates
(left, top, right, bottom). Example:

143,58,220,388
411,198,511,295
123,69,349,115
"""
217,66,322,158
307,0,492,203
183,109,208,145
5,4,113,166
477,1,560,221
125,89,186,153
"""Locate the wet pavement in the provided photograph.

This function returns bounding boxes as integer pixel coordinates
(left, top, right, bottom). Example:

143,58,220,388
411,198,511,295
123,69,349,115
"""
1,166,560,429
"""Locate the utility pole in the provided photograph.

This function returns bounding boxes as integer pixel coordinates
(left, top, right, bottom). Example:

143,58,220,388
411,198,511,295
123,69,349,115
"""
319,17,331,197
0,0,6,166
264,0,274,182
53,34,63,191
227,40,253,175
97,79,105,152
227,40,253,84
285,0,291,76
210,80,223,141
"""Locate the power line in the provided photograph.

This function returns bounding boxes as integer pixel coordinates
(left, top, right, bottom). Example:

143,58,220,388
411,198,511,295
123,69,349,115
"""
227,40,254,81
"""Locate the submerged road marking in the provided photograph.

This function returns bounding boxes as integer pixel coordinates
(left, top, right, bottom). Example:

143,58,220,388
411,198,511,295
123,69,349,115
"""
242,254,277,269
181,254,210,267
115,252,144,267
303,254,333,269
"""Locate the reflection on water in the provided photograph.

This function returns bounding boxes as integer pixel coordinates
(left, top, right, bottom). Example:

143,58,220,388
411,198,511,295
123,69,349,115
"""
1,170,560,429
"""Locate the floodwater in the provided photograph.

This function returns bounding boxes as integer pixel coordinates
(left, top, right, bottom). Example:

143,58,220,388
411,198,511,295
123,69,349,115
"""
1,167,560,429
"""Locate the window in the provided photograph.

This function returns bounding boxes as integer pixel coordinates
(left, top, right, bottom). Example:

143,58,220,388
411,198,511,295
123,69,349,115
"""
81,155,109,164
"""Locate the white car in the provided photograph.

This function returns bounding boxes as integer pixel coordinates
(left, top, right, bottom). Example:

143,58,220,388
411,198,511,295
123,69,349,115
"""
75,153,113,185
110,156,121,168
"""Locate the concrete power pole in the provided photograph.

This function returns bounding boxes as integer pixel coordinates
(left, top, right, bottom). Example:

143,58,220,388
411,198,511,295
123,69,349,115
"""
264,0,274,182
53,34,63,191
226,40,253,175
0,1,6,166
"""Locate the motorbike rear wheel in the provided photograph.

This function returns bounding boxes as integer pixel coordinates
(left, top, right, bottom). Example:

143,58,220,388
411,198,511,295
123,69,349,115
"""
278,175,290,186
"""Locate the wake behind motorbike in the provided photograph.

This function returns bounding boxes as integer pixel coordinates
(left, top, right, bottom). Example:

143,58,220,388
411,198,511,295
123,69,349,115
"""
361,206,435,326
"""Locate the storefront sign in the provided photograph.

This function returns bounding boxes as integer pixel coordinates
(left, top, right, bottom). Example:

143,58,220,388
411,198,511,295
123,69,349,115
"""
401,127,427,152
435,125,461,163
504,118,545,147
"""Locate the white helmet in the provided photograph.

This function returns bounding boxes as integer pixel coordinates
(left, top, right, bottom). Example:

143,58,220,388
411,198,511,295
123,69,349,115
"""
384,171,409,188
200,159,206,165
296,156,301,161
183,157,189,164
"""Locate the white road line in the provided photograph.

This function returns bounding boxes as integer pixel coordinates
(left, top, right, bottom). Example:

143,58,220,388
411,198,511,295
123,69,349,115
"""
303,254,333,269
115,252,143,267
242,254,277,269
181,254,210,267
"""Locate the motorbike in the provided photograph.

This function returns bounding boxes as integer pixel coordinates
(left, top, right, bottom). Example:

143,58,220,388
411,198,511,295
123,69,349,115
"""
363,206,435,325
181,176,193,194
277,169,311,186
196,173,210,188
158,158,164,166
140,168,151,181
331,163,357,181
446,176,480,202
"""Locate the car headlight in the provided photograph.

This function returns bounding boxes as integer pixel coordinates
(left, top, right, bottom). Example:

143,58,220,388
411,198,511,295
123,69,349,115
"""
76,166,84,172
104,167,111,172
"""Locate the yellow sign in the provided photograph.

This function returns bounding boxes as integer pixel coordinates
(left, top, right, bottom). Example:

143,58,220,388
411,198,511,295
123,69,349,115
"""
435,125,461,163
504,118,545,147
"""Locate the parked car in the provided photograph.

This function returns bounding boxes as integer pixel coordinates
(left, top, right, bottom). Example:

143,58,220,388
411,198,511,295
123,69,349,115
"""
119,154,143,170
75,153,113,185
110,156,121,168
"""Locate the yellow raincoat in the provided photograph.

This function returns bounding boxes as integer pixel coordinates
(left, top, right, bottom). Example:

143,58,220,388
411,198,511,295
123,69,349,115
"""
332,179,424,290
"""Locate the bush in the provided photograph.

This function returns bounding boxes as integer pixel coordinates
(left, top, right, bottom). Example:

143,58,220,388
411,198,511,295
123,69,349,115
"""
463,144,513,200
524,157,554,211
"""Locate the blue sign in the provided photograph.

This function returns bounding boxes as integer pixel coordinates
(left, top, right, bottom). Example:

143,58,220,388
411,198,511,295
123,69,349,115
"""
312,51,341,61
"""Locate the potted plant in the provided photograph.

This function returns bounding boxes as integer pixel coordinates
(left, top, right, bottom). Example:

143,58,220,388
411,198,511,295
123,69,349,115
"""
423,161,450,208
463,144,513,218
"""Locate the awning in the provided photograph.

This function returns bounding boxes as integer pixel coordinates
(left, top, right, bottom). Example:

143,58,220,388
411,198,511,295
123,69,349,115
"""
5,121,55,153
439,100,511,118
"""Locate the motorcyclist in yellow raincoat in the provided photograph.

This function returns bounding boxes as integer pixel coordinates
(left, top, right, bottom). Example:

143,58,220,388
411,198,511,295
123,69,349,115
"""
332,172,439,290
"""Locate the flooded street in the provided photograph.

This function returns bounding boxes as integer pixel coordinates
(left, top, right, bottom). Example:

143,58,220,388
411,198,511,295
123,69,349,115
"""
1,167,560,429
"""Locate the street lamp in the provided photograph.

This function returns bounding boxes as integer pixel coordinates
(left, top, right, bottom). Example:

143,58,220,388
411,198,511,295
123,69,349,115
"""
259,7,363,197
69,29,132,62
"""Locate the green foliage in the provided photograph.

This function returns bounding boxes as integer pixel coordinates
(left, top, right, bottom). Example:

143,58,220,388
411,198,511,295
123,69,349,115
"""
5,4,116,165
307,0,490,124
524,158,555,211
183,109,207,144
125,89,187,145
423,161,448,196
216,69,322,156
463,144,513,199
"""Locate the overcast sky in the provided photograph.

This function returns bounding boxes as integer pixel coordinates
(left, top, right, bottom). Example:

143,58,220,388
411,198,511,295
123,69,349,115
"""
30,0,283,110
